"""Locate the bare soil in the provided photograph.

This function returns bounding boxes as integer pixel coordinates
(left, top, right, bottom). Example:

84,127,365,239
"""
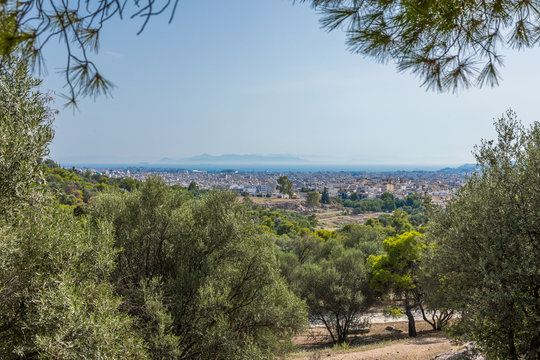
291,321,457,360
248,198,382,230
315,210,384,230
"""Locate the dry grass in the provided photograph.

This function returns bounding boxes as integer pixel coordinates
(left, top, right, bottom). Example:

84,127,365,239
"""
315,210,383,230
286,338,411,359
247,197,383,230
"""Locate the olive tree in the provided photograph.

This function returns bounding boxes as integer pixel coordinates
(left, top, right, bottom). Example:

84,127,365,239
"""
296,240,373,344
0,206,148,359
0,58,54,215
0,58,148,359
91,179,307,359
428,110,539,359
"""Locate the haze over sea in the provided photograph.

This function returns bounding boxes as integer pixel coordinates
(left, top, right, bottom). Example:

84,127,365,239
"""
65,162,468,173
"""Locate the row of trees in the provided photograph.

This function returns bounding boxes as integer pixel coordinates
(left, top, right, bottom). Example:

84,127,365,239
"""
44,160,143,205
339,192,426,214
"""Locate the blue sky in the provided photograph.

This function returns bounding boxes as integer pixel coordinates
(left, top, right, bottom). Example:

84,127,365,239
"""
44,0,540,166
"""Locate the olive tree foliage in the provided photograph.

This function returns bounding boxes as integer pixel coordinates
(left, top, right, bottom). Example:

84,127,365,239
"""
428,111,540,359
0,207,148,359
295,239,374,344
301,0,540,92
0,59,149,359
339,223,385,257
90,178,307,360
276,224,384,344
416,248,456,331
0,58,54,215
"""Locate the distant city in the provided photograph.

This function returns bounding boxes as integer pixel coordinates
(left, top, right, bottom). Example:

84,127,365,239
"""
72,163,475,205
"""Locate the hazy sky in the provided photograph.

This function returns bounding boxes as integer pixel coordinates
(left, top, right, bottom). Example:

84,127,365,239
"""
44,0,540,166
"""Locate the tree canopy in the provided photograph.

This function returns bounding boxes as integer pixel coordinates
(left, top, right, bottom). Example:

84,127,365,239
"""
428,110,540,359
0,62,308,359
277,175,293,196
90,179,307,359
0,0,179,105
306,190,320,207
0,56,148,359
302,0,540,92
0,58,54,214
369,231,425,337
3,0,538,103
296,241,373,344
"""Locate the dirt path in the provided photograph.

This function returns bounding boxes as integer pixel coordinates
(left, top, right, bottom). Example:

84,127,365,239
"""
295,334,454,360
292,321,457,360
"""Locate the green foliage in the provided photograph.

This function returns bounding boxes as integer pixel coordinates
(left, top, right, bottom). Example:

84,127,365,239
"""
276,233,324,266
0,58,54,215
273,221,386,344
340,193,427,220
320,187,330,204
382,306,403,319
43,161,142,206
369,231,426,337
306,190,320,207
187,180,199,192
364,210,416,237
251,207,317,236
0,205,147,359
91,178,307,359
369,231,425,293
339,223,385,256
315,229,337,241
0,59,146,358
295,240,373,344
119,177,140,192
428,111,540,359
304,0,535,91
277,175,293,196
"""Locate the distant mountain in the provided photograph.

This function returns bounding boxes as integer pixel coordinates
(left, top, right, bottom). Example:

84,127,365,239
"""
456,163,477,171
159,154,307,164
438,163,477,172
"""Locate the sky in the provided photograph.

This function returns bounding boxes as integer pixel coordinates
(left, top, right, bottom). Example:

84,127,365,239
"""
44,0,540,167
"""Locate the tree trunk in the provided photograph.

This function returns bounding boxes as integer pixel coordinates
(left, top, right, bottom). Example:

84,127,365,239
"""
418,303,437,331
404,291,417,337
527,332,540,360
528,286,540,360
405,306,417,337
508,328,518,360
